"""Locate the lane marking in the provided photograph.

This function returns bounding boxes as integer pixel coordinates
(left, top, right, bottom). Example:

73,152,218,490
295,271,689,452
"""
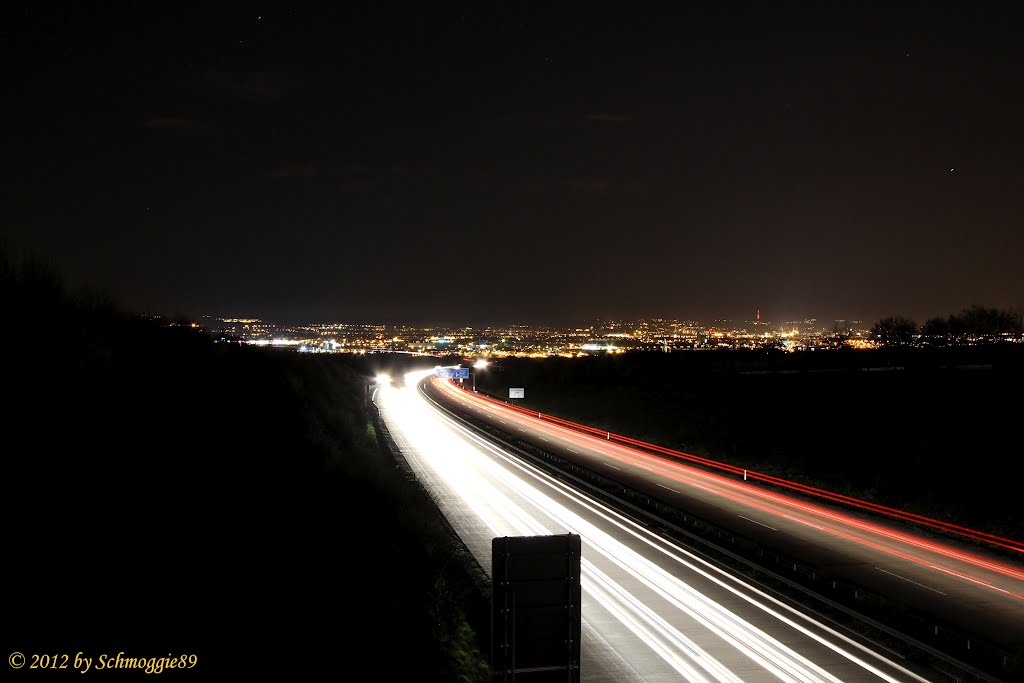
875,567,948,595
606,464,622,471
738,515,777,531
656,483,675,492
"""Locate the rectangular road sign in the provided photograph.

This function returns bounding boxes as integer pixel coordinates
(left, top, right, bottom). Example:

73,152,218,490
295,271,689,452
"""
492,534,581,681
509,387,525,399
435,367,470,379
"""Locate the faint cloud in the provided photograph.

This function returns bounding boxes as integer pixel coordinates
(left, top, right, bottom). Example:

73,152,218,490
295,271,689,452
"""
339,178,376,193
492,112,563,128
584,113,633,123
569,178,610,190
269,165,319,179
143,117,202,131
387,165,416,177
205,70,291,100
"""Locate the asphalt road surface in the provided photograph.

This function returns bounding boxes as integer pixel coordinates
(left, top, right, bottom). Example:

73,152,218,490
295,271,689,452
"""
376,369,956,682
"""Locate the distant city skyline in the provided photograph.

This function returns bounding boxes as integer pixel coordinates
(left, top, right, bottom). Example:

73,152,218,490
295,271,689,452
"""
199,309,870,329
207,308,1022,359
197,303,980,330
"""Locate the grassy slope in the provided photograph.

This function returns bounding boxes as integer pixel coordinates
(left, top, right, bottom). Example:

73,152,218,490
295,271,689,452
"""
2,253,489,681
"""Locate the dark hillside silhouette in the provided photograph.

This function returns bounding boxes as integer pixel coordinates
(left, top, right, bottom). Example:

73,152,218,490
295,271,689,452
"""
1,246,488,680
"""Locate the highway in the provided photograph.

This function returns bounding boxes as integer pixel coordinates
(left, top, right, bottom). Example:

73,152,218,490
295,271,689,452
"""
375,368,947,682
420,374,1024,681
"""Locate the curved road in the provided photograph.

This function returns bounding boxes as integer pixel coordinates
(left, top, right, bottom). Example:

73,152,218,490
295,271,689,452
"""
376,369,949,682
423,375,1024,680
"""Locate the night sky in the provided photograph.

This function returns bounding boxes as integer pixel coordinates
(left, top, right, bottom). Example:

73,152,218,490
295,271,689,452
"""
4,2,1023,326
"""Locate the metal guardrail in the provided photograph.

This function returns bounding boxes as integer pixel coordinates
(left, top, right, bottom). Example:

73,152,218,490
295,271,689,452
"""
420,379,1019,683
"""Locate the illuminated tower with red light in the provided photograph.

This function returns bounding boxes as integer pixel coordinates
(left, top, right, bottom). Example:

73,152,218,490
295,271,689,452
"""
756,308,760,324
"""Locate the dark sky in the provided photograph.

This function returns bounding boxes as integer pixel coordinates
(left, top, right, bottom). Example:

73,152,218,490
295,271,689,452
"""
4,2,1023,326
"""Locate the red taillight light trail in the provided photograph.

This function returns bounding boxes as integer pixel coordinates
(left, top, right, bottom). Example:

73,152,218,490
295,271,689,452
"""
383,371,944,681
434,378,1024,589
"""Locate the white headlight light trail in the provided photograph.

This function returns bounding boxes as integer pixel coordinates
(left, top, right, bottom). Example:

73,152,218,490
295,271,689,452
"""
379,370,929,682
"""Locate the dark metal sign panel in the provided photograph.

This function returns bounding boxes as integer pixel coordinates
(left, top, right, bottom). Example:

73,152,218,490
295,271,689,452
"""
491,534,582,682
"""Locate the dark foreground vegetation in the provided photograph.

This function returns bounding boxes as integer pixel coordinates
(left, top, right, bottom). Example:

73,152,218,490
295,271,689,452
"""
475,346,1024,543
2,249,489,680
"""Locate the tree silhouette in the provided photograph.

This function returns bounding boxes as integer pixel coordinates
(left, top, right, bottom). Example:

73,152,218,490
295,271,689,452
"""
921,305,1022,344
869,315,918,346
922,316,949,337
958,304,1023,337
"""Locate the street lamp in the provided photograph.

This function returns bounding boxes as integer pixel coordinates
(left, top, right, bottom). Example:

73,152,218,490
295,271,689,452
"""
472,359,488,392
